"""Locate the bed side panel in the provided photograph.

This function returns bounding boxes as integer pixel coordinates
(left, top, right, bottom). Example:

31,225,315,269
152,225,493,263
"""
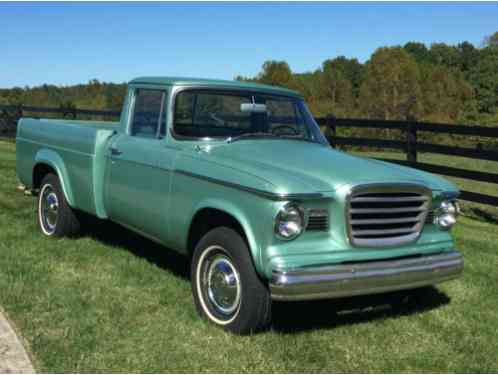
16,118,111,215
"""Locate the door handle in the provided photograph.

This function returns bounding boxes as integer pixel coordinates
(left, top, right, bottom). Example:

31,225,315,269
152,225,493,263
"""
110,147,122,156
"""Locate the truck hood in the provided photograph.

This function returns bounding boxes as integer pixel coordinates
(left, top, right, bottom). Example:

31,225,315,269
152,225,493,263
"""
201,140,458,194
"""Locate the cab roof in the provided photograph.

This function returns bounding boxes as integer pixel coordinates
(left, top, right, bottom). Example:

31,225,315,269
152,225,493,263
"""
129,76,302,98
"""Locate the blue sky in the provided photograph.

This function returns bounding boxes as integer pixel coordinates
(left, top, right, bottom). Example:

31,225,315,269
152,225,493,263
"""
1,2,497,88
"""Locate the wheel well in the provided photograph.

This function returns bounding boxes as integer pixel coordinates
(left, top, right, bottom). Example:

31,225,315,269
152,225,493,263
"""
32,163,56,190
187,208,247,257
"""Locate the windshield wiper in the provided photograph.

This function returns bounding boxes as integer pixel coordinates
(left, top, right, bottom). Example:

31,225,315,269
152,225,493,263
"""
228,132,320,144
227,132,280,143
276,135,320,144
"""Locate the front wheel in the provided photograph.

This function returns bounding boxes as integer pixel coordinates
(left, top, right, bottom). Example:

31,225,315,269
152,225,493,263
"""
38,173,81,237
191,227,272,334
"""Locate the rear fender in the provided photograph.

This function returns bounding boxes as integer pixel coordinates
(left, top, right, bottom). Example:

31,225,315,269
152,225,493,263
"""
34,149,75,207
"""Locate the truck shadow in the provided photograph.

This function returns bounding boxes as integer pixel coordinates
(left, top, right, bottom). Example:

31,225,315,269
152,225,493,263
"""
271,287,450,333
81,216,191,279
82,217,450,333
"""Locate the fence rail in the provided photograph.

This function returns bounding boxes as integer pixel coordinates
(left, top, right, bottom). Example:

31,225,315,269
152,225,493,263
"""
317,117,498,207
0,104,120,127
1,105,497,206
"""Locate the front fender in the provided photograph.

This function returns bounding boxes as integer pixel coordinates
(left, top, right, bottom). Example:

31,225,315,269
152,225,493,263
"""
34,149,75,207
190,198,264,276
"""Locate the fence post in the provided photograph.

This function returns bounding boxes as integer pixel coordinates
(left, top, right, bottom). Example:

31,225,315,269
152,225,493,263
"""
16,104,24,119
406,121,417,163
326,115,336,148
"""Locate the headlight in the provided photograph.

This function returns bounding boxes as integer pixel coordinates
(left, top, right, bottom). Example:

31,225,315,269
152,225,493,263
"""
435,200,459,230
274,203,305,240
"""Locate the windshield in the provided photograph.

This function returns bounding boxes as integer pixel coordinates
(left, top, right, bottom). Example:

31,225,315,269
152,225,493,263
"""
173,89,328,145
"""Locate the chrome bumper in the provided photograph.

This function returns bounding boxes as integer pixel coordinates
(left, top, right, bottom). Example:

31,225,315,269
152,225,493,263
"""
269,251,463,301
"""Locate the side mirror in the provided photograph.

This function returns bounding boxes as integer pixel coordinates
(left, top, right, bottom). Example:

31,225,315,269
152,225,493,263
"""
240,103,267,113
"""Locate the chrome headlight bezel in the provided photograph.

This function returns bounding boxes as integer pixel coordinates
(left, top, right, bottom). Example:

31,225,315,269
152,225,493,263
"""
274,203,306,241
434,199,460,230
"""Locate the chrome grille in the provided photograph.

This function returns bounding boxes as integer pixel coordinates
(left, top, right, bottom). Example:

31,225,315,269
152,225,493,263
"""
347,185,431,247
306,209,329,231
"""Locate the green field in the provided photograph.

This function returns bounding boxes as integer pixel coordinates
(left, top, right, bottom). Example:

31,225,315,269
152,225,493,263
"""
0,139,497,372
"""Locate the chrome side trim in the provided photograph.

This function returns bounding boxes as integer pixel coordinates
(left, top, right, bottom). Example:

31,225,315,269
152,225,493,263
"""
174,169,323,201
270,250,463,301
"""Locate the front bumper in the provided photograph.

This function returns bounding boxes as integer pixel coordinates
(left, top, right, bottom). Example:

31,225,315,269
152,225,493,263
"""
269,250,463,301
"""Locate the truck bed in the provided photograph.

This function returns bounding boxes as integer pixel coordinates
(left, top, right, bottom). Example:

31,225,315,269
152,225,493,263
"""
16,118,118,216
17,118,119,154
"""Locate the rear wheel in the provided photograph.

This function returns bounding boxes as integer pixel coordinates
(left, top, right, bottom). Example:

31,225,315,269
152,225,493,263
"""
38,173,81,237
191,227,272,334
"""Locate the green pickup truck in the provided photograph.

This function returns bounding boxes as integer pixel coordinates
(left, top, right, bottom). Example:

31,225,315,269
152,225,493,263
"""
16,77,463,333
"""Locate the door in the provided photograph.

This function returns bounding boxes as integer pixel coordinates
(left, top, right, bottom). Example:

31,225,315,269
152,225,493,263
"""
105,87,173,241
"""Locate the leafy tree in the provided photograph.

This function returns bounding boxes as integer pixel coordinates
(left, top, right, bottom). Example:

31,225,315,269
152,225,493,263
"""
105,84,127,110
321,63,354,117
2,31,497,129
234,75,257,83
359,47,423,121
483,31,498,47
404,42,431,65
257,61,292,87
420,64,474,123
468,45,498,114
287,71,332,116
322,56,364,97
429,43,461,69
287,72,317,101
457,41,480,74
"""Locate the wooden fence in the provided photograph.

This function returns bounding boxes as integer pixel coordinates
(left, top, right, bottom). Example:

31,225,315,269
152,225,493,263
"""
1,104,497,206
316,117,498,206
0,104,121,120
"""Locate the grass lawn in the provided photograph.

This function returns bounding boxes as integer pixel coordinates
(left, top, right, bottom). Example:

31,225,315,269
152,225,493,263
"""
0,139,497,372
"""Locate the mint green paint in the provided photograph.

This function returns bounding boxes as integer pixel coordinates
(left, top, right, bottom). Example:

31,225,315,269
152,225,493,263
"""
189,197,266,271
130,76,301,98
182,140,458,195
16,77,460,280
33,148,76,206
92,129,115,218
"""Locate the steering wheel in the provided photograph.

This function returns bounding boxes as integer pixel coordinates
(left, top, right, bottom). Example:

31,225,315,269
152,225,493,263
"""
271,124,299,136
209,113,226,126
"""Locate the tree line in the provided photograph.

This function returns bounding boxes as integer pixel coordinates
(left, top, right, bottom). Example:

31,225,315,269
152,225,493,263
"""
237,31,498,128
1,31,497,129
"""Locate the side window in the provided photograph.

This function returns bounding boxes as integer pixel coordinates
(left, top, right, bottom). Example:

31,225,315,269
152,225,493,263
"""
130,89,166,139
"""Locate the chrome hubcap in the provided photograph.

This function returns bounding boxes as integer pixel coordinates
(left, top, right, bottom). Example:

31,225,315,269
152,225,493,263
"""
206,255,241,316
40,185,58,234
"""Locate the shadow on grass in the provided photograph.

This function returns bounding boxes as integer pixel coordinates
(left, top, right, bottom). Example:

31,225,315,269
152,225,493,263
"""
81,216,190,280
0,136,16,143
465,207,498,225
81,216,451,333
271,286,450,333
